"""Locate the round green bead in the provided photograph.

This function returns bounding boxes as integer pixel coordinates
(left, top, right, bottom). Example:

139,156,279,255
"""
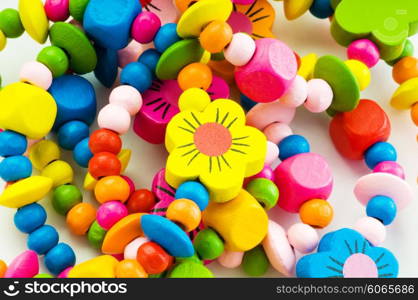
193,228,224,260
37,46,70,78
69,0,90,22
0,9,24,38
386,40,415,66
87,220,107,249
168,262,214,278
52,184,82,215
33,273,54,278
242,245,269,277
176,252,203,265
246,178,279,210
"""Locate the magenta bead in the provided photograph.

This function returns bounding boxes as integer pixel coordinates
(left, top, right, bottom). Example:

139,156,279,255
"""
121,175,135,195
347,39,380,68
111,253,125,261
131,11,161,44
44,0,70,22
57,267,72,278
96,201,129,230
4,250,39,278
373,161,405,179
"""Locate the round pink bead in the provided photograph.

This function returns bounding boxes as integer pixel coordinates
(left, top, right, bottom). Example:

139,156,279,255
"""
4,250,39,278
246,102,296,130
218,250,244,268
304,78,333,113
121,175,135,195
235,38,297,103
353,217,386,246
263,122,293,144
373,161,405,179
44,0,69,22
96,200,129,230
124,237,149,260
347,39,380,68
131,11,161,44
57,267,72,278
98,104,131,134
287,223,319,254
280,75,308,108
224,32,256,67
109,85,143,116
20,61,53,90
265,141,279,166
247,165,275,182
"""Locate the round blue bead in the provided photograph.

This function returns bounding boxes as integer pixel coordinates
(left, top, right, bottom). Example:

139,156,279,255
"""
240,94,257,112
138,49,161,78
366,195,397,225
0,155,32,182
175,181,209,211
364,142,397,169
57,120,90,150
278,135,310,161
154,23,180,53
73,137,93,168
120,62,152,93
309,0,334,19
14,203,47,234
27,225,59,255
0,130,27,157
45,243,76,275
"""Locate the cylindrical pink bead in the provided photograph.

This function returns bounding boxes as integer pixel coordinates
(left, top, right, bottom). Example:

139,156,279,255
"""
121,175,135,195
263,123,293,144
347,39,380,68
304,78,333,113
280,75,308,108
131,11,161,44
218,250,244,268
265,141,279,166
109,85,143,116
20,61,53,90
96,201,129,230
246,102,296,130
373,161,405,179
287,223,319,254
98,104,131,135
224,33,256,67
353,217,386,246
44,0,70,22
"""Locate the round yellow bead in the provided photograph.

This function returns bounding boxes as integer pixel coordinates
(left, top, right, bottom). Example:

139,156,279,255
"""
298,53,317,80
41,160,74,187
0,30,6,51
284,0,313,20
29,140,61,170
178,88,211,112
345,59,371,91
19,0,49,44
391,77,418,110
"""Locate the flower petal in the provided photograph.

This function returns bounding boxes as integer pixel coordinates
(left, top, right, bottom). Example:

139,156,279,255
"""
296,252,345,278
165,110,203,152
366,247,399,278
202,99,246,128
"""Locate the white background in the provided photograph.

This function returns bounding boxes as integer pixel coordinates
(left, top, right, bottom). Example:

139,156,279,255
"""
0,0,417,277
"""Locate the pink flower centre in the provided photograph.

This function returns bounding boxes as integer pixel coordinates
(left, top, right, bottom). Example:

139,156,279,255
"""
227,12,253,35
194,123,232,156
343,253,378,278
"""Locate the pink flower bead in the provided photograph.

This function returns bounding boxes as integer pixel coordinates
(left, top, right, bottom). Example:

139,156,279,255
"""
124,237,149,260
280,75,308,108
57,267,72,278
347,39,380,68
304,78,333,113
265,141,279,166
121,175,135,195
224,32,256,67
20,61,53,90
131,11,161,44
263,122,293,144
287,223,319,254
109,85,143,116
218,250,244,268
44,0,69,22
96,201,129,230
373,161,405,179
353,217,386,246
98,104,131,135
246,102,296,130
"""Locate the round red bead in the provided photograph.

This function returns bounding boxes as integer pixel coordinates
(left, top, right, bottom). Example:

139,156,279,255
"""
136,241,173,274
89,129,122,154
126,189,156,213
88,152,121,179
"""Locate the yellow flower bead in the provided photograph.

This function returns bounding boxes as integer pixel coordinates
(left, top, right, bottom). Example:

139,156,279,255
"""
178,88,211,112
390,77,418,110
29,140,61,170
0,30,6,51
345,59,371,91
41,160,74,187
298,53,317,80
19,0,49,44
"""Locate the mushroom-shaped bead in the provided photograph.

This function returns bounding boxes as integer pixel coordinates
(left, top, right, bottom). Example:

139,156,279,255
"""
20,61,53,90
109,85,142,116
353,217,386,246
98,104,131,135
287,223,319,253
304,78,333,113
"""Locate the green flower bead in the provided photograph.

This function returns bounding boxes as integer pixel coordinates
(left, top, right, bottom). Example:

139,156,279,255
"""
87,220,107,249
242,245,269,277
245,178,279,210
33,273,54,278
52,184,82,215
69,0,90,22
0,9,24,38
193,228,224,260
37,46,70,78
168,262,214,278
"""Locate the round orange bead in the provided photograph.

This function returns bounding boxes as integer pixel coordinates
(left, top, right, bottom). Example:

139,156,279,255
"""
166,199,201,232
392,56,418,84
66,203,97,235
174,0,198,12
200,20,233,54
177,62,213,91
0,260,7,278
411,102,418,126
94,175,131,204
115,259,148,278
299,199,333,228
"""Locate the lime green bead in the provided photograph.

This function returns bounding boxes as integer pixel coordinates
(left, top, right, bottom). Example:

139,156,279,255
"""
87,220,107,249
176,252,203,265
0,9,24,38
246,178,279,210
386,40,415,66
37,46,69,78
193,228,224,260
168,262,214,278
34,273,54,278
242,245,269,277
69,0,90,22
52,184,82,215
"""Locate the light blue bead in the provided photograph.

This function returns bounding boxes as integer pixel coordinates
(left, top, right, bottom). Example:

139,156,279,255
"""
73,137,93,168
120,62,153,93
0,130,27,157
0,155,32,182
154,23,180,53
309,0,334,19
45,243,76,275
240,94,257,112
138,49,161,78
366,195,397,225
57,120,90,150
175,181,209,211
364,142,397,169
278,135,310,161
27,225,59,255
141,214,194,257
94,45,118,88
14,203,47,234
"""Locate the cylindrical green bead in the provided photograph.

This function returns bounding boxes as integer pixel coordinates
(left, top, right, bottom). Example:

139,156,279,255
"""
246,178,279,210
0,9,24,38
52,184,82,215
37,46,69,78
69,0,90,22
87,220,107,249
242,245,269,277
193,228,224,260
168,262,214,278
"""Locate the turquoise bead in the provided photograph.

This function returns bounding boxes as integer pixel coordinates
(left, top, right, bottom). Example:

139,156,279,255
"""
14,203,47,234
364,142,397,169
366,195,397,225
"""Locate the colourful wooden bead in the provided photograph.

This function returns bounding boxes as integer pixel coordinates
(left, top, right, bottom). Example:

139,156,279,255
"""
175,181,209,211
138,49,161,77
29,140,60,171
177,62,212,91
246,164,275,183
235,38,297,103
353,217,386,246
57,120,89,150
14,203,47,234
4,250,39,278
151,168,176,215
126,189,156,213
246,102,296,131
18,0,48,43
310,0,333,19
68,255,118,278
168,261,214,278
263,123,293,144
390,77,418,110
132,11,161,44
94,45,119,88
97,201,129,230
0,155,32,182
41,160,74,187
298,53,317,80
166,199,201,232
154,23,180,53
262,220,295,276
0,8,24,38
137,241,173,274
71,138,93,168
27,225,59,255
199,20,233,53
0,260,7,278
411,102,418,126
124,237,149,260
266,142,279,166
304,78,333,113
89,152,121,179
274,153,333,213
246,178,279,210
354,172,413,210
387,39,415,66
178,88,211,112
345,59,371,91
19,61,53,90
283,0,313,20
89,129,122,155
364,142,397,169
299,199,333,228
97,104,131,135
87,220,107,249
116,259,148,278
366,195,397,225
242,245,269,277
373,161,405,179
202,189,268,251
193,228,225,260
109,85,143,116
347,39,380,68
44,0,70,22
94,175,130,203
329,99,391,160
0,30,6,51
287,223,319,253
278,134,310,161
52,184,82,215
66,202,97,235
218,250,243,268
37,46,69,78
44,243,76,275
392,56,418,84
69,0,89,22
280,75,308,108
